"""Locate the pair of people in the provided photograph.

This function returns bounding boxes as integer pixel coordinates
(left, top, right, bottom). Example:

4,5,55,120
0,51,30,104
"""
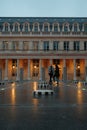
48,65,60,83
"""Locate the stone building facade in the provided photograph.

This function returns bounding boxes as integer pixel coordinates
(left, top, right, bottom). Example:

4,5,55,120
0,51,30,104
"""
0,17,87,81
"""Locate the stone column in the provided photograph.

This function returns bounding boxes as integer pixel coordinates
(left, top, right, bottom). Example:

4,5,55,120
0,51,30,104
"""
28,59,31,80
0,41,2,50
29,41,33,51
39,59,42,81
4,59,8,80
50,40,53,50
73,59,76,81
16,59,19,81
85,59,87,82
50,59,53,65
63,59,67,82
39,40,43,51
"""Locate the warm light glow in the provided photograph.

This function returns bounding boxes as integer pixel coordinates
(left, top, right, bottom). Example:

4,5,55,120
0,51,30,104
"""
33,82,37,91
12,65,15,69
34,65,37,69
12,82,16,87
77,65,80,69
77,89,83,104
11,88,16,105
77,82,82,89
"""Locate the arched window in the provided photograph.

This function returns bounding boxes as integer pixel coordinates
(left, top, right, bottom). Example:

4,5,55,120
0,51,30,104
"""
64,23,69,32
12,22,20,32
2,22,10,32
43,22,50,32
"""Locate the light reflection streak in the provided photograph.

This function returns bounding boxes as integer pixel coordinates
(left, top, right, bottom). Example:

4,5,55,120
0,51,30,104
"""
33,82,37,91
77,89,83,104
11,87,16,105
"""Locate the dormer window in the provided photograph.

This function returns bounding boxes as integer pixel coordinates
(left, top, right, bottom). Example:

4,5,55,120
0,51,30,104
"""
54,26,58,32
64,24,68,32
84,24,87,32
74,24,78,32
44,26,48,32
5,24,8,32
12,22,20,32
15,24,18,32
25,23,28,32
2,22,10,32
34,25,38,32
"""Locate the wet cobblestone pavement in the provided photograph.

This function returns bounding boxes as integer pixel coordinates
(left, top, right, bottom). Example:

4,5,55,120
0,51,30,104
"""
0,81,87,130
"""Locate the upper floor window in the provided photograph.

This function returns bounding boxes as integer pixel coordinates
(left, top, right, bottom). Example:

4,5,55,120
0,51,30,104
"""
84,41,87,50
64,23,69,32
5,24,9,32
54,26,58,32
33,41,39,51
25,24,28,32
44,26,48,32
64,41,69,51
23,41,29,50
12,41,19,50
84,24,87,32
74,24,78,32
53,41,58,50
2,41,8,50
34,26,38,32
44,41,49,51
74,41,80,51
15,24,18,32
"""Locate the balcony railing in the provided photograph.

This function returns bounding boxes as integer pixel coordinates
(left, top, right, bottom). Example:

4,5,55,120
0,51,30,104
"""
0,31,87,37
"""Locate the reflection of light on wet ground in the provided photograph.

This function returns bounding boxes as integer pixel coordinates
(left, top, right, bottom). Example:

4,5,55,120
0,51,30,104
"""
11,87,16,105
11,82,16,87
33,82,37,90
77,89,83,104
77,81,82,89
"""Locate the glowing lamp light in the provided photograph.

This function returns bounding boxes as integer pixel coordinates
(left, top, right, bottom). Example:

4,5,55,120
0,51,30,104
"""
34,66,37,69
12,65,15,69
77,65,80,69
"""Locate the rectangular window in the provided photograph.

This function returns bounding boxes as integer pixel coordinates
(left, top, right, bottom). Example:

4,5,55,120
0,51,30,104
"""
15,25,18,32
23,41,28,50
53,41,58,50
34,26,38,32
25,26,28,32
84,41,87,50
43,41,49,51
54,26,58,32
12,41,19,50
64,41,69,51
33,41,39,51
5,26,8,32
84,24,87,32
3,41,8,50
74,25,78,32
64,26,68,32
74,41,79,51
44,26,48,32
